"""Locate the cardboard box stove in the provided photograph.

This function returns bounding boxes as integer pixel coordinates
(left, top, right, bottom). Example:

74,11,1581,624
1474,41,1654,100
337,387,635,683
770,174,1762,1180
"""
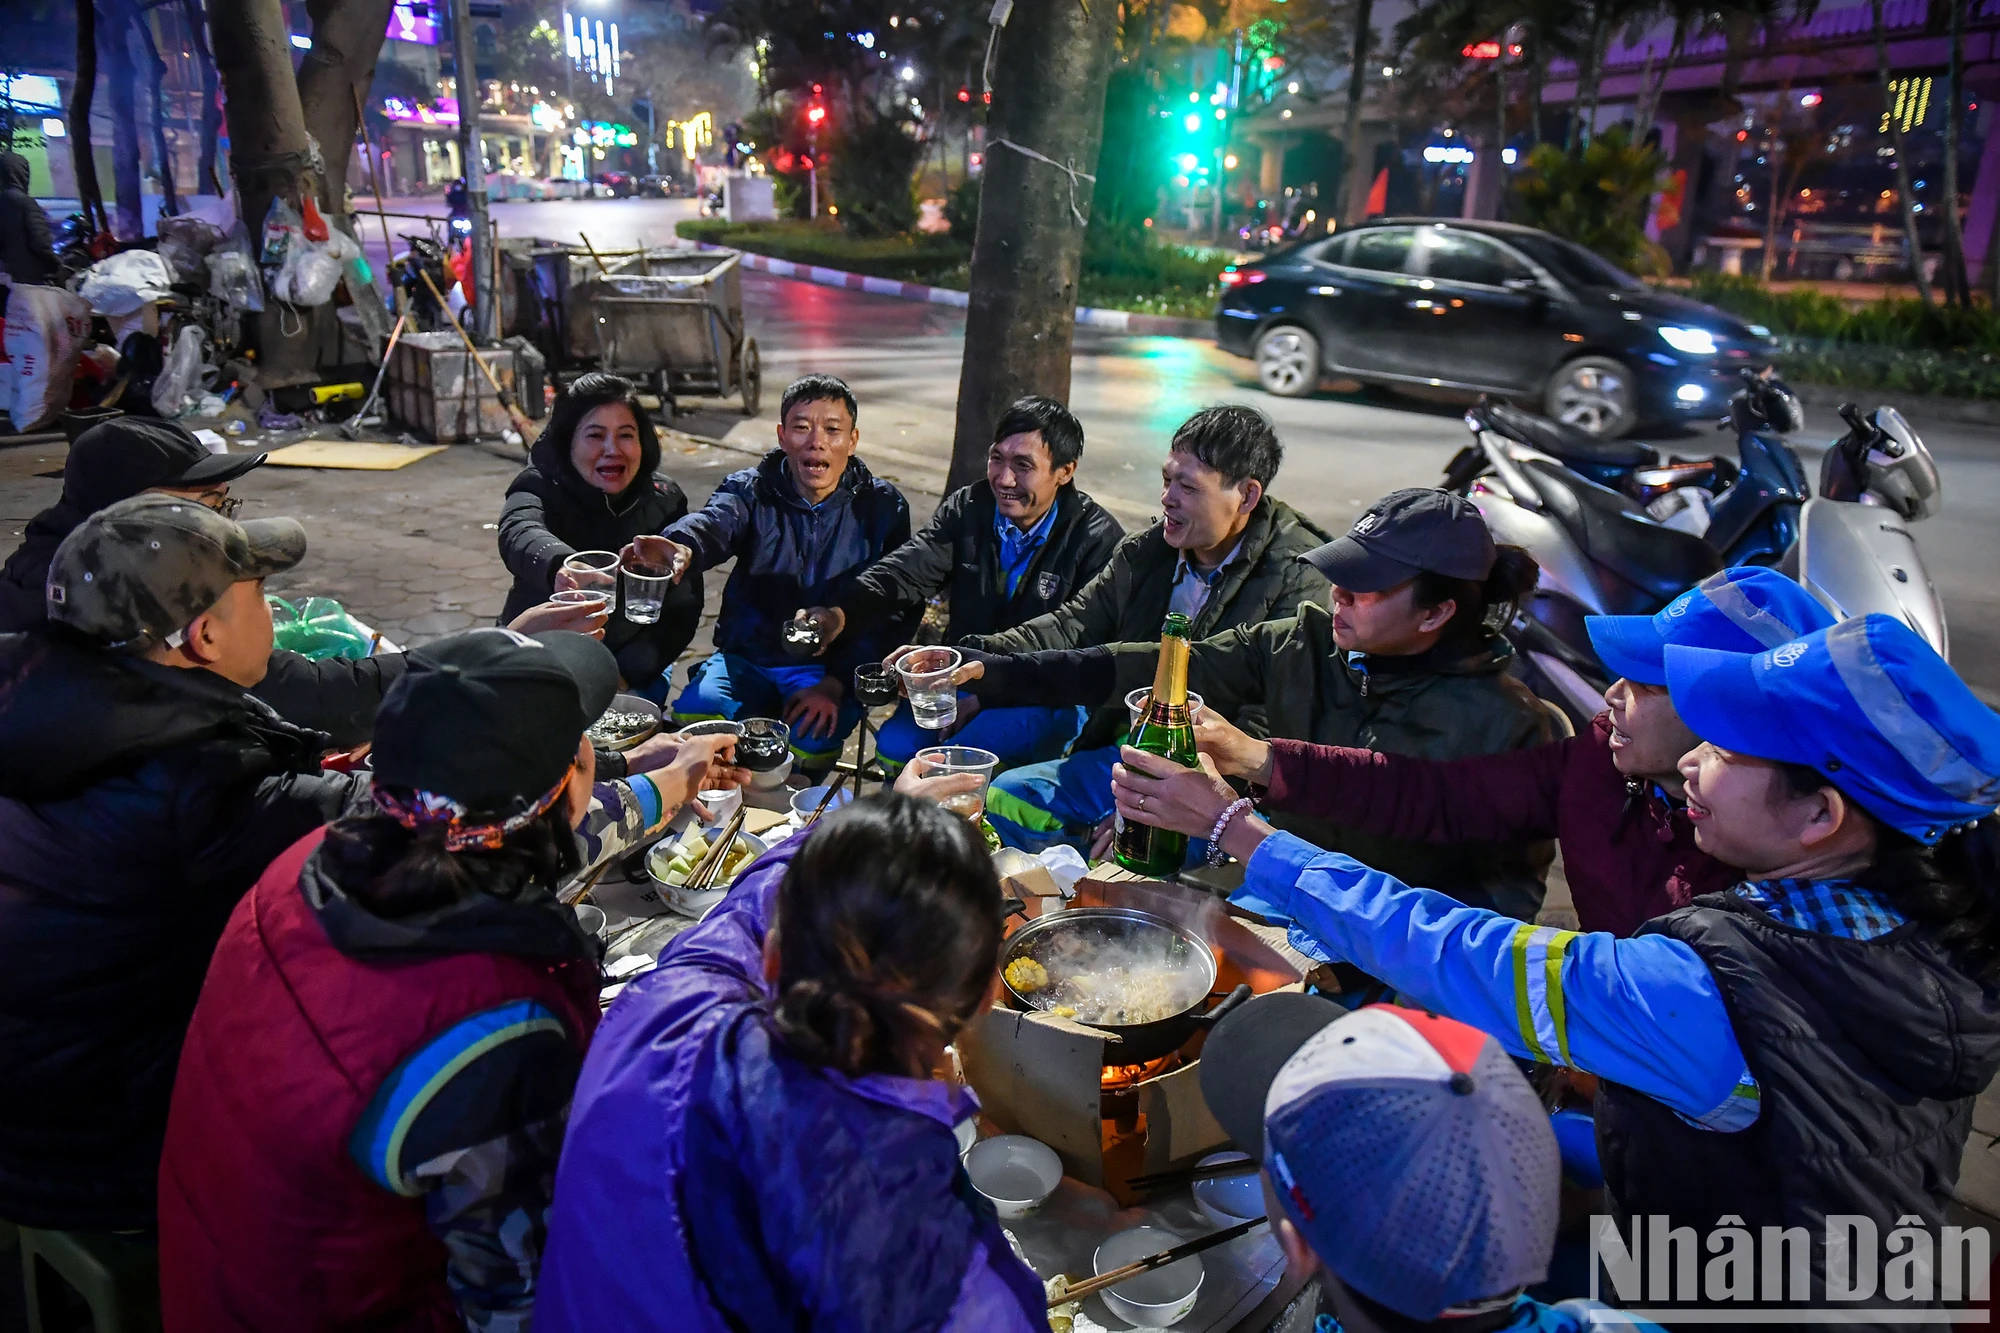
958,871,1306,1191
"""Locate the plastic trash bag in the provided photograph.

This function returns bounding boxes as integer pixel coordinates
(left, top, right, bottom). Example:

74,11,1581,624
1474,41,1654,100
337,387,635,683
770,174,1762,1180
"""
321,224,360,263
205,235,265,312
77,249,176,316
3,285,93,431
268,595,375,660
155,217,224,283
272,242,342,307
260,196,302,267
152,324,206,417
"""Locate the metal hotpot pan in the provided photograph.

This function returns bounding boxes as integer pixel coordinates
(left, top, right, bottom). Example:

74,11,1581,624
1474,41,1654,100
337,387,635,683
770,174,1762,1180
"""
1000,906,1252,1065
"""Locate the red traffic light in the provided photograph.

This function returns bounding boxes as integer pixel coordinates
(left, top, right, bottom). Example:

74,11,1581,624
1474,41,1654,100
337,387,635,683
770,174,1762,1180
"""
957,87,970,102
1462,40,1501,58
806,104,827,126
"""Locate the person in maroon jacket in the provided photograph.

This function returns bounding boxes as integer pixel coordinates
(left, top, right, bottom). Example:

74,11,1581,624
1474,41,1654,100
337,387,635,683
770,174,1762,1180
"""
1192,567,1837,937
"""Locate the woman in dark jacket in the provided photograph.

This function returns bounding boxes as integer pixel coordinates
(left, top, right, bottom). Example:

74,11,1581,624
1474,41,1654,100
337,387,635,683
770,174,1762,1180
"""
498,373,701,695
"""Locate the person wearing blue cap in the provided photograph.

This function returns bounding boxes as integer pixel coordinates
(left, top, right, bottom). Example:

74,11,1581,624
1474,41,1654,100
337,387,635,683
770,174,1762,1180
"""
1184,566,1836,936
1111,612,2000,1318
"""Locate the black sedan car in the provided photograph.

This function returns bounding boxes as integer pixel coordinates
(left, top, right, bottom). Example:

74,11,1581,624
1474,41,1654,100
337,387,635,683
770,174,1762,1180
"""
1214,218,1776,437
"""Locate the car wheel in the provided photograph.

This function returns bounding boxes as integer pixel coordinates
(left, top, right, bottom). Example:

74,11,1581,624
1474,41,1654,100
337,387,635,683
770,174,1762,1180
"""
1545,356,1637,438
1255,325,1321,398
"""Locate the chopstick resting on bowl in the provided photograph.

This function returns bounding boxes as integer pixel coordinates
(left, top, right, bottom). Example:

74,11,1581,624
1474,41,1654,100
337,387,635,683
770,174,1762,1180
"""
802,771,849,827
1123,1155,1262,1194
558,857,617,908
685,807,749,891
1047,1216,1267,1308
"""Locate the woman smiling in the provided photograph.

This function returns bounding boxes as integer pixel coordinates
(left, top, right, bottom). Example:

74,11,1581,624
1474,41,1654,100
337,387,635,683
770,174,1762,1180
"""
498,374,701,696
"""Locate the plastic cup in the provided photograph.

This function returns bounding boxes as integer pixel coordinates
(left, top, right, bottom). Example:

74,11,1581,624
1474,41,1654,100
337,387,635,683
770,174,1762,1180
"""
896,647,963,731
1124,687,1206,731
913,745,999,820
853,662,899,707
550,588,612,613
621,559,670,624
561,550,620,595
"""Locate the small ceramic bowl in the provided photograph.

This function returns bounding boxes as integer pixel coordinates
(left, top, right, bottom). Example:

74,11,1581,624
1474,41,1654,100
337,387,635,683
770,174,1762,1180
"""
590,693,662,752
1093,1225,1203,1328
963,1134,1063,1219
646,829,770,919
1190,1151,1263,1231
789,783,855,822
571,903,607,937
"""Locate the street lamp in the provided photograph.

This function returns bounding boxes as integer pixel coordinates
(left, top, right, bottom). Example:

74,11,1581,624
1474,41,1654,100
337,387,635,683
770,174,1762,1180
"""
805,95,828,218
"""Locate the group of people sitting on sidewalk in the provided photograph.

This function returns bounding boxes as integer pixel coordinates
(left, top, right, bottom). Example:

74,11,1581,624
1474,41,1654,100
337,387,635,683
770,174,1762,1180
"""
0,370,1996,1332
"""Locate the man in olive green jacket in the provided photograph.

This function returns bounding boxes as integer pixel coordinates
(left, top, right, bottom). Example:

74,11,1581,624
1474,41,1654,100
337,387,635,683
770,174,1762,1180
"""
969,489,1555,922
960,406,1327,850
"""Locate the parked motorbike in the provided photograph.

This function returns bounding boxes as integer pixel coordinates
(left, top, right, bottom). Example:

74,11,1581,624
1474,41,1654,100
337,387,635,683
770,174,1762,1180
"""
1441,376,1944,723
1797,402,1946,656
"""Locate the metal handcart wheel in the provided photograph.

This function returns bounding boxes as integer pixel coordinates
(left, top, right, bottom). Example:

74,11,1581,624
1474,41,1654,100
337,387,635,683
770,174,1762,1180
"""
740,337,762,417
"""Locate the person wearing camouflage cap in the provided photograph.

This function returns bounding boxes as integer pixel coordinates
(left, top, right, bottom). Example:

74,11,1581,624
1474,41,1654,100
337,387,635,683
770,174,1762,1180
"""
0,493,366,1232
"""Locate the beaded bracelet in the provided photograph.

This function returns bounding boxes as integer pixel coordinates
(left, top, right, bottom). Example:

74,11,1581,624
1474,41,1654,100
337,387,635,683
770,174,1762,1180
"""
1205,797,1255,867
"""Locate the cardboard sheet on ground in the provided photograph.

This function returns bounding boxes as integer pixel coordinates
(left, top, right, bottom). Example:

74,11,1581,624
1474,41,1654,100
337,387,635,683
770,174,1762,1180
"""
259,441,446,470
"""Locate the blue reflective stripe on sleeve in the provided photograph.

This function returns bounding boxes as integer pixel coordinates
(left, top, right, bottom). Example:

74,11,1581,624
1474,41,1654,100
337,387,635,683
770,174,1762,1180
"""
349,1001,568,1196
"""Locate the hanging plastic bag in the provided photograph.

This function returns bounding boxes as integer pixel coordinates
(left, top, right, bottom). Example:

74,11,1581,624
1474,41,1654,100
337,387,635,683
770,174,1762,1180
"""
77,249,176,316
268,595,374,660
260,196,303,267
205,231,265,312
151,324,206,417
272,241,342,307
3,285,92,431
156,216,224,283
321,223,360,263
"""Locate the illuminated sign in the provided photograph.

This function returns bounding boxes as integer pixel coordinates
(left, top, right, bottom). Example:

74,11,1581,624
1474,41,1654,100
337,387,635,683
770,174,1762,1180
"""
1460,41,1521,59
578,121,638,148
1423,144,1476,163
387,3,437,45
530,102,562,131
382,96,460,125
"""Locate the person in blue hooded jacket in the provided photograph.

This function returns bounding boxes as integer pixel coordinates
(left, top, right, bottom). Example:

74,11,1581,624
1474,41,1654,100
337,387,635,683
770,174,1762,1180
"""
628,374,912,776
534,789,1049,1332
1109,613,2000,1321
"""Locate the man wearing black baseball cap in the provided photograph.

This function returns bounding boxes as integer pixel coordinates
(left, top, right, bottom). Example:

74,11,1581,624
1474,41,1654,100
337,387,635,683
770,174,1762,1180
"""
960,486,1555,920
0,417,265,632
159,627,739,1330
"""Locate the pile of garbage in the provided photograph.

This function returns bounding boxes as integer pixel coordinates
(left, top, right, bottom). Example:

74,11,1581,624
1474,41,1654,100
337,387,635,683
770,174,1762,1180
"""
1,193,377,438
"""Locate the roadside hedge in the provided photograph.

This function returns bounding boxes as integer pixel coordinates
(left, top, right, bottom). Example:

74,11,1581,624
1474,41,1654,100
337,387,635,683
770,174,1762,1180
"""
676,218,1222,320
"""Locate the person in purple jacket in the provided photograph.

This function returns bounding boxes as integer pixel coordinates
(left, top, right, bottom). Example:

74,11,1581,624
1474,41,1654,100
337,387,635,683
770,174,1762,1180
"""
1188,566,1836,937
534,789,1048,1332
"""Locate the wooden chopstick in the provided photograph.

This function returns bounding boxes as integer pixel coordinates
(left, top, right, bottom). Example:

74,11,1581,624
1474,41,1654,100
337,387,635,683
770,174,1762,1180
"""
1047,1216,1267,1308
1124,1156,1261,1193
686,807,748,891
802,771,849,827
559,857,616,907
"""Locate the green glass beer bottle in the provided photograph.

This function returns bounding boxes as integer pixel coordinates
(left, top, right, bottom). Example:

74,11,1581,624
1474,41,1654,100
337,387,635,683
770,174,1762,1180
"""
1113,612,1199,876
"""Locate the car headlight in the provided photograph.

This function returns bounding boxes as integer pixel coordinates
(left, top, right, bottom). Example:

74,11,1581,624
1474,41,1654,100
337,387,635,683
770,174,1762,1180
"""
1658,325,1719,355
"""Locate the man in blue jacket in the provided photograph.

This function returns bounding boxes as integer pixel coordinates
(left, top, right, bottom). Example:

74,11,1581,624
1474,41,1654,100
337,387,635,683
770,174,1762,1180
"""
633,374,912,775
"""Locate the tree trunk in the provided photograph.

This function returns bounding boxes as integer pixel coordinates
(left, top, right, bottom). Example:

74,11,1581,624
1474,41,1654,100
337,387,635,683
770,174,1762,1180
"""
209,0,318,384
945,0,1119,494
71,0,111,235
1872,0,1932,304
1338,0,1373,226
298,0,397,215
1938,0,1969,307
137,11,182,217
103,0,146,240
1633,24,1684,145
182,0,225,195
1527,41,1542,146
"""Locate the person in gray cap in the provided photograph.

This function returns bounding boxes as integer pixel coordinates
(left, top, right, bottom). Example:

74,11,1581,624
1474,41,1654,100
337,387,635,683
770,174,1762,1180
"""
1200,993,1661,1333
954,486,1555,924
0,492,375,1231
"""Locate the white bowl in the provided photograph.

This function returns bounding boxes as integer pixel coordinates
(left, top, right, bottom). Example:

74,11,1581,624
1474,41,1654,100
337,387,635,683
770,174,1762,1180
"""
571,903,607,937
1093,1225,1203,1328
646,829,769,919
789,783,855,822
963,1134,1062,1219
1190,1151,1263,1230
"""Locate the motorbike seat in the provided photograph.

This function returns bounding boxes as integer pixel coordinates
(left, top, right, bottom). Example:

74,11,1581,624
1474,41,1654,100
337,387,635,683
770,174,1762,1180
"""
1520,459,1721,603
1476,399,1657,470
